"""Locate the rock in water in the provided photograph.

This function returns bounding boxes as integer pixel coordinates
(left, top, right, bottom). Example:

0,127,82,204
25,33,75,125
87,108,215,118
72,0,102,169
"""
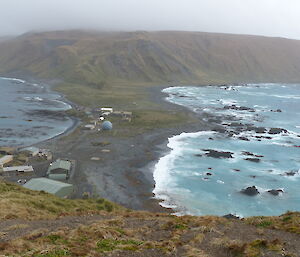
201,149,234,159
284,170,298,176
244,158,261,163
268,128,288,134
239,137,250,141
241,186,260,196
267,189,284,196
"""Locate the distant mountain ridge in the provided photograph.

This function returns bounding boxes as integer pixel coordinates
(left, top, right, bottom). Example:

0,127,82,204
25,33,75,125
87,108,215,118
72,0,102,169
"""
0,30,300,85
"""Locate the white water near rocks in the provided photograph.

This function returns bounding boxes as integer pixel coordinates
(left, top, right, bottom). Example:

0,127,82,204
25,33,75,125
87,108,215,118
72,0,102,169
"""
153,84,300,217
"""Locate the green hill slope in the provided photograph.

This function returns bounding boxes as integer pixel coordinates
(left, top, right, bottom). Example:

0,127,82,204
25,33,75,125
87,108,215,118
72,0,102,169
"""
0,30,300,86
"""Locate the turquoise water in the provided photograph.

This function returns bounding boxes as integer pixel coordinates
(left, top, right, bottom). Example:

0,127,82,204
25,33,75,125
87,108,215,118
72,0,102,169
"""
0,77,73,147
153,84,300,217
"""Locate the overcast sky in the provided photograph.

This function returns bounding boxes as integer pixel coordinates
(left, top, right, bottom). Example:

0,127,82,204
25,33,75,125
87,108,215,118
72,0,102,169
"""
0,0,299,39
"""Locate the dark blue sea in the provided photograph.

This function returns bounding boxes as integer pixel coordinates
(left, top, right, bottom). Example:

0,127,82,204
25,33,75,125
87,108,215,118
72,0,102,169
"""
0,77,73,147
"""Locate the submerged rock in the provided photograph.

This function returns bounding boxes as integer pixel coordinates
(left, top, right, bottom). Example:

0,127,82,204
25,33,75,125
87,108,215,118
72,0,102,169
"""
244,158,261,163
201,149,234,159
264,136,272,139
238,137,250,141
268,128,288,134
255,155,264,158
212,127,227,133
246,126,267,133
195,154,202,157
241,186,260,196
229,122,244,127
242,151,264,158
254,127,267,134
267,189,284,196
242,151,255,156
284,170,298,176
223,105,255,112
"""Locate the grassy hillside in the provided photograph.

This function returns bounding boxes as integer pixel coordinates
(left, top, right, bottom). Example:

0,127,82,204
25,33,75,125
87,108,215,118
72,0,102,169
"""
0,30,300,86
1,31,300,256
1,30,299,109
0,180,120,221
0,180,299,257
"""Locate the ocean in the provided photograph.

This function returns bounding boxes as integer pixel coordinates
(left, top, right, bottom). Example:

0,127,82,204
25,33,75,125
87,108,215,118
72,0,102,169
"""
153,84,300,217
0,77,73,147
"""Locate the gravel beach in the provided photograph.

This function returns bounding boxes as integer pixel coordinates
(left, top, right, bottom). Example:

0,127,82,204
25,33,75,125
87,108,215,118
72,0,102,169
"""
33,85,214,212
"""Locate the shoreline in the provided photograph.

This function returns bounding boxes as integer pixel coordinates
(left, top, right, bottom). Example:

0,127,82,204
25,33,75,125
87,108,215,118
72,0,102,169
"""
0,75,214,213
0,76,81,149
148,84,300,217
37,84,212,213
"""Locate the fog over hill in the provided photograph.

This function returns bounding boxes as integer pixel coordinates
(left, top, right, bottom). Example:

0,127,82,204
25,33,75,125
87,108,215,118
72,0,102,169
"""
1,0,300,39
0,30,300,85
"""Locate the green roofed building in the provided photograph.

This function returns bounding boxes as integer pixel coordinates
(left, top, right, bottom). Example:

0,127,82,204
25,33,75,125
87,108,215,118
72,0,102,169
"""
47,159,71,181
23,178,73,198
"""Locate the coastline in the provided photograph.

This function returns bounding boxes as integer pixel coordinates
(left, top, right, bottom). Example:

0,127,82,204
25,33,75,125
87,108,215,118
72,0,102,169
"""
35,84,212,213
0,75,213,213
0,76,81,148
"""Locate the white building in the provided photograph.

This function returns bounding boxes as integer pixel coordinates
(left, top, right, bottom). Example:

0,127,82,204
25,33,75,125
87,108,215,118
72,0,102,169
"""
100,107,113,113
0,155,13,167
3,166,34,173
84,124,96,130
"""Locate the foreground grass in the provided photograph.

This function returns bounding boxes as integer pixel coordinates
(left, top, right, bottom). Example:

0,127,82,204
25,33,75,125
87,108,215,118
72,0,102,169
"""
0,181,300,257
246,212,300,234
2,212,299,257
0,180,121,220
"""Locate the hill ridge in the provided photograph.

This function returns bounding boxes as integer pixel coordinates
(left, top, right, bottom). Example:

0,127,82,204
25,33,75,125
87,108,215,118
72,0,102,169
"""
0,30,300,86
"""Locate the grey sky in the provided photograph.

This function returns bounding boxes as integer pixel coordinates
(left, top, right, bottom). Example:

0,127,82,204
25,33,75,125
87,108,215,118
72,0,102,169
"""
0,0,299,39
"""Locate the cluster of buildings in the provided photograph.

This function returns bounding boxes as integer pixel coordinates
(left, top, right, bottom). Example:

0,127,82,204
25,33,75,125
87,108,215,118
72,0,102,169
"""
0,146,53,174
24,159,73,198
21,146,53,160
1,107,133,199
0,147,34,174
83,107,132,131
0,146,74,198
98,107,132,122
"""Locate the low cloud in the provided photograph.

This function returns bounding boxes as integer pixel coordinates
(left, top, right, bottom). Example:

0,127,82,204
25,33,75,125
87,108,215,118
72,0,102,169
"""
0,0,299,39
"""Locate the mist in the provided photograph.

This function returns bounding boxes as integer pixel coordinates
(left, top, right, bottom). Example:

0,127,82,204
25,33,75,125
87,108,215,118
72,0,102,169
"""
0,0,300,39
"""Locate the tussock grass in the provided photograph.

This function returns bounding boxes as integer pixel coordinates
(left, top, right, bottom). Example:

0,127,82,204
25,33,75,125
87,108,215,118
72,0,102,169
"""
0,180,300,256
246,212,300,234
0,180,121,220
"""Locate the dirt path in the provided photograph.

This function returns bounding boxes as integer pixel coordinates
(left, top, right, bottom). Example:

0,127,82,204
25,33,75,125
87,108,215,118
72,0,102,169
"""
0,214,112,242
